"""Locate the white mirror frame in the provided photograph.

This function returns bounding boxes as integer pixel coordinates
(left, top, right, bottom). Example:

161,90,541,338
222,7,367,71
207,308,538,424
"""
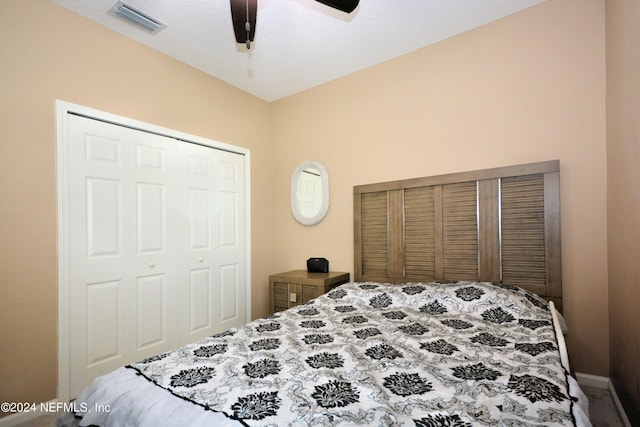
291,160,330,225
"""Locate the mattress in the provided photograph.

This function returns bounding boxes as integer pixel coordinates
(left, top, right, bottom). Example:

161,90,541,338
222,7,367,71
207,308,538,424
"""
58,281,592,426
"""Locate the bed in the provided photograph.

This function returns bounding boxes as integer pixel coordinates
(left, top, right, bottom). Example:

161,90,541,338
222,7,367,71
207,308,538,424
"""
58,160,592,426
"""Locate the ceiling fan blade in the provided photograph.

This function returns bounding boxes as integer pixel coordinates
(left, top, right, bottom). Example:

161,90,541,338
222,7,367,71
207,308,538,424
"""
230,0,257,44
314,0,359,13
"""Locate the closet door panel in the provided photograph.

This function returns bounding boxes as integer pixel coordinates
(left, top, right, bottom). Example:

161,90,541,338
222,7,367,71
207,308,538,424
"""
85,280,125,367
130,133,179,360
86,178,121,257
189,188,211,250
189,268,212,333
67,115,179,397
178,143,219,343
136,274,168,350
68,116,132,397
214,151,246,332
136,183,166,253
219,264,240,323
218,189,241,324
220,190,239,247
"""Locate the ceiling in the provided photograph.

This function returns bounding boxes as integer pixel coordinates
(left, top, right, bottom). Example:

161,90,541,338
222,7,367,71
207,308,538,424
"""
52,0,545,102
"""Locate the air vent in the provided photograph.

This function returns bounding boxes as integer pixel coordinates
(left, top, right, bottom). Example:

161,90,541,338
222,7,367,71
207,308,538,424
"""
109,1,166,34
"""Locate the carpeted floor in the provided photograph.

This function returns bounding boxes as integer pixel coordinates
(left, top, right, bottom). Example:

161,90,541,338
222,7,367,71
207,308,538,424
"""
13,384,627,426
581,385,627,426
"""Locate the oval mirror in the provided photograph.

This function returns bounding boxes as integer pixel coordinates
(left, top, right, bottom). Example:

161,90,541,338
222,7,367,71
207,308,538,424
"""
291,160,329,225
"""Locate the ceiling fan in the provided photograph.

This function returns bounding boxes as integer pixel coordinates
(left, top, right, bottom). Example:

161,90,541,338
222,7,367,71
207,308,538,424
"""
230,0,359,49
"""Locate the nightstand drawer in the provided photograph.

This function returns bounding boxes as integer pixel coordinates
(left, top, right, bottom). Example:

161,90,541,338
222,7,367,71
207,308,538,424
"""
269,270,349,314
273,282,293,312
301,283,322,302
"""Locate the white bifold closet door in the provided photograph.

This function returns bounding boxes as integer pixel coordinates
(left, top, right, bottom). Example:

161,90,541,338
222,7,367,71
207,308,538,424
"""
66,114,246,398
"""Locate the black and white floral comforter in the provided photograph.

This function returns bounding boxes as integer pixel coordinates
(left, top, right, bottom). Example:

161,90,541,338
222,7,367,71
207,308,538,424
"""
122,281,579,426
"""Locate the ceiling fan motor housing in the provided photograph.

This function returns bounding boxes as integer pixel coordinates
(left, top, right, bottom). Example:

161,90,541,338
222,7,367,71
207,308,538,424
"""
230,0,359,48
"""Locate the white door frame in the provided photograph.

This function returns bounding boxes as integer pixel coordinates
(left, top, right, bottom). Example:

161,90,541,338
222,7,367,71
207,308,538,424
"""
56,100,252,402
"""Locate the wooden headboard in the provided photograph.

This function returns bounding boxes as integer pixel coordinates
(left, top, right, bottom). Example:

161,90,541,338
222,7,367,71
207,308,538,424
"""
353,160,563,311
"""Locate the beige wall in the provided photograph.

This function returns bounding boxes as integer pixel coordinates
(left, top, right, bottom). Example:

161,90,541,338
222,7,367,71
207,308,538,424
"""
606,0,640,423
0,0,272,409
271,0,608,375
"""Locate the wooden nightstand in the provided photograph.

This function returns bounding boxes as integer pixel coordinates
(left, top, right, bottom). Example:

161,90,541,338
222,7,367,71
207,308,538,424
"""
269,270,350,314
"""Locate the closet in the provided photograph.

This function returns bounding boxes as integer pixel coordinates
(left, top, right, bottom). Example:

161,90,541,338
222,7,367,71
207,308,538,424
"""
59,107,249,398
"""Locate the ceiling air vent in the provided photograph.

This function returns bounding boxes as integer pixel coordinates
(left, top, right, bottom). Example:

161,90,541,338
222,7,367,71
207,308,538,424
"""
109,1,166,34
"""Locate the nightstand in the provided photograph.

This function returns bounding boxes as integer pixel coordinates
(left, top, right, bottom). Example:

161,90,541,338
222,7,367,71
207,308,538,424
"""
269,270,350,314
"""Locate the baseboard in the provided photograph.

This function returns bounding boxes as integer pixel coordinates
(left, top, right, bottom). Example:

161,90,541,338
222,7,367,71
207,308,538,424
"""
575,372,632,427
575,372,609,388
0,399,60,427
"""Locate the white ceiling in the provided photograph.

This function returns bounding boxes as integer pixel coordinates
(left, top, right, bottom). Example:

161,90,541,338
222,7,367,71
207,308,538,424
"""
52,0,545,101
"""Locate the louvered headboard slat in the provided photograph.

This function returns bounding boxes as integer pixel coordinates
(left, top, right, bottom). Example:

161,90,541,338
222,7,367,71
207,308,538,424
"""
353,160,563,311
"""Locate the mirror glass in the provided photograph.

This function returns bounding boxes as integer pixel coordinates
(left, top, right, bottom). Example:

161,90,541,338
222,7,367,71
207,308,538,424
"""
291,160,329,225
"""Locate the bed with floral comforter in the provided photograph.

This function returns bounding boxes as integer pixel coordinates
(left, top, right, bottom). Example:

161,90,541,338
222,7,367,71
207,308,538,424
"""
61,281,590,426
